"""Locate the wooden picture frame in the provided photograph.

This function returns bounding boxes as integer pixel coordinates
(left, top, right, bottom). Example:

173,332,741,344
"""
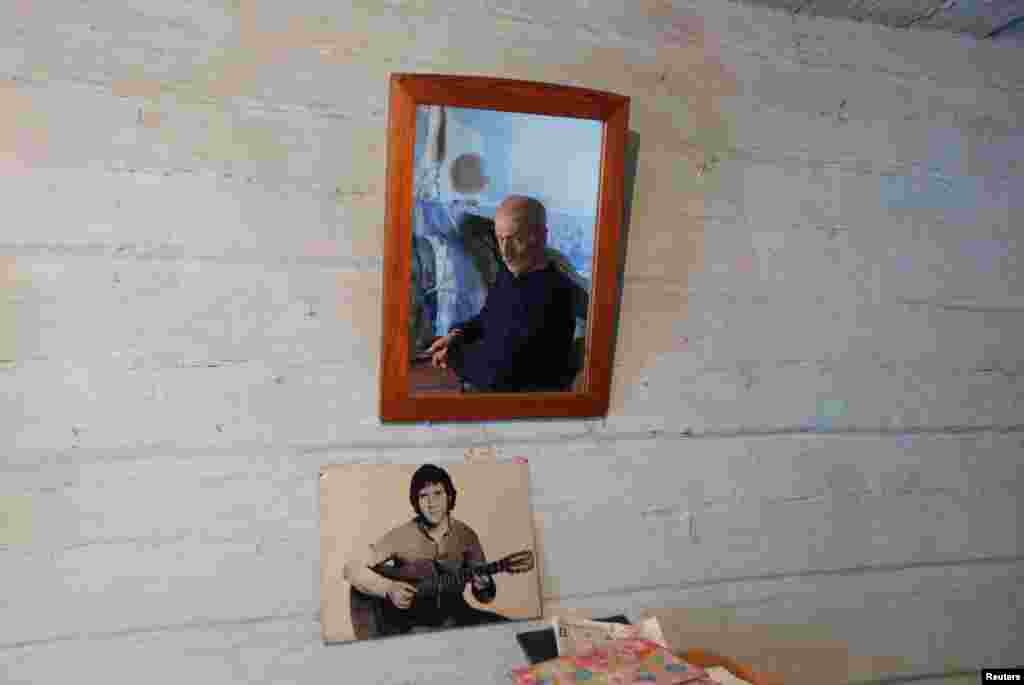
379,73,630,422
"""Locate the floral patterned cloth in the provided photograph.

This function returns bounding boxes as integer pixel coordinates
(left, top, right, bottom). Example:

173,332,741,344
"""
510,638,716,685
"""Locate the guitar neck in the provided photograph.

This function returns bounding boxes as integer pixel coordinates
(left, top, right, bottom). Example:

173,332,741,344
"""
370,550,531,594
440,559,506,592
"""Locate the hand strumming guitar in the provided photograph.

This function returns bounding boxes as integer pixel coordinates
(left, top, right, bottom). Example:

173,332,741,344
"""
385,580,417,609
471,572,493,592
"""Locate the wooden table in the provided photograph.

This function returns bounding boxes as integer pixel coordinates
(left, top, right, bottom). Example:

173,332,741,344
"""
679,648,779,685
644,608,912,685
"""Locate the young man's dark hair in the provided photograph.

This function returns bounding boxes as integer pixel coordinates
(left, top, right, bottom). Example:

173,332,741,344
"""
409,463,457,517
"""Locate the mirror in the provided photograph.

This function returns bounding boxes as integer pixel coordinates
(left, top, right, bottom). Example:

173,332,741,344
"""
379,74,630,422
409,105,599,395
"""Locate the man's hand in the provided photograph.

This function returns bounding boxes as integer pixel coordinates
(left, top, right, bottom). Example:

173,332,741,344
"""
385,580,417,609
425,330,461,369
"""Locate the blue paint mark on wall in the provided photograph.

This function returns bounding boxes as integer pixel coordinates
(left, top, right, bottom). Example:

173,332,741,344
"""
878,171,984,224
802,399,848,432
961,239,1010,273
893,255,915,273
819,399,848,418
879,128,990,224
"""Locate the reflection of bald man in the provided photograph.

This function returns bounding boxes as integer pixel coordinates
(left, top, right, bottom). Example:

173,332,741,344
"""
426,196,577,392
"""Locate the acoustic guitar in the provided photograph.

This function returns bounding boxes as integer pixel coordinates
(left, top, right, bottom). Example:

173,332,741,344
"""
350,550,534,639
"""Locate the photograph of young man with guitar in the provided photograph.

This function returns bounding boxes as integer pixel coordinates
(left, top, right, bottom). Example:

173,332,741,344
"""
343,463,535,639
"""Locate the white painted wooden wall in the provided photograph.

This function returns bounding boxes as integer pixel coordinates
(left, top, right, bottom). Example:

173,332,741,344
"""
1,1,1020,683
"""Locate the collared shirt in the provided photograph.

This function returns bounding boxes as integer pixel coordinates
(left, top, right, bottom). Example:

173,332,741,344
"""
370,516,496,604
449,261,577,391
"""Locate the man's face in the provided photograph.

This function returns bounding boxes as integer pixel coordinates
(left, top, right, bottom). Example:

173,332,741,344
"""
417,482,449,526
495,211,540,275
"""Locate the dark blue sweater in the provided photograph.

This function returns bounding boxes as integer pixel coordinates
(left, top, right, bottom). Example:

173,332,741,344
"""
449,261,577,392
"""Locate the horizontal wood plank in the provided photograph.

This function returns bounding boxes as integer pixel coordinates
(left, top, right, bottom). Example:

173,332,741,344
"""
4,325,1021,448
4,252,1020,393
5,56,1018,188
4,343,1021,448
5,4,1022,186
2,434,1019,645
1,560,1019,683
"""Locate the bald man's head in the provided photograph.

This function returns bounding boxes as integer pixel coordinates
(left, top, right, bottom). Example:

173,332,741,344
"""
495,195,548,275
497,195,546,230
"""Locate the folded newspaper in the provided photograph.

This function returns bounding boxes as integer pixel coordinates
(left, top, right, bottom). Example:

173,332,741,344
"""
551,615,670,655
